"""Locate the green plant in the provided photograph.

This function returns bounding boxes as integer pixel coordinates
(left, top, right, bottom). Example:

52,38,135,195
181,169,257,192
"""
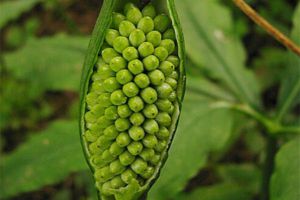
79,1,185,199
0,0,299,200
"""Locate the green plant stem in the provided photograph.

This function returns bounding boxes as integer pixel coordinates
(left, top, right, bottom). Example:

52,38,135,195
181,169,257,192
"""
211,101,300,135
261,136,278,200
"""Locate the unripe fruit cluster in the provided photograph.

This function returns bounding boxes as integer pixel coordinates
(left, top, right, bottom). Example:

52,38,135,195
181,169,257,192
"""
84,2,179,196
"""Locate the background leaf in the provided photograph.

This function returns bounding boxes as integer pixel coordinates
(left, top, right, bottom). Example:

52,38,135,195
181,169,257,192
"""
148,78,238,200
217,164,261,194
276,3,300,121
4,35,89,92
270,137,300,200
0,0,42,29
176,0,260,107
0,120,88,199
176,183,252,200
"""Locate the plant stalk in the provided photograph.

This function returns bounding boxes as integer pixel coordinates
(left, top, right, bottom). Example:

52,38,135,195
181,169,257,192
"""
261,136,278,200
232,0,300,57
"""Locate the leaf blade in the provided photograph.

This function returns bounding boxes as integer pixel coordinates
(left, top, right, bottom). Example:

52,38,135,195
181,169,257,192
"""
0,0,42,29
176,0,260,107
270,137,300,200
4,35,89,92
0,120,88,199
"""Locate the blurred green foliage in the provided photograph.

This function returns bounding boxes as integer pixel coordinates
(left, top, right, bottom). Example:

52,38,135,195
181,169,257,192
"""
0,0,299,200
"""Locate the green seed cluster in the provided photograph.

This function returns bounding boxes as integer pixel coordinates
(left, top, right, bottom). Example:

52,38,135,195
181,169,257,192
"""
84,2,179,196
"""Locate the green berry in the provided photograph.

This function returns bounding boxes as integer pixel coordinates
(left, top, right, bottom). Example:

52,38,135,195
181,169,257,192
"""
143,55,159,71
104,106,119,120
143,119,159,134
90,81,106,94
86,92,98,108
134,73,150,88
116,132,132,147
160,39,175,54
168,91,177,102
141,166,155,179
104,125,119,140
127,141,143,155
113,36,130,53
109,142,125,157
126,6,142,25
97,63,116,79
102,149,115,162
138,42,154,57
137,17,154,33
155,140,167,152
89,141,103,155
116,69,133,84
156,83,173,99
168,104,175,114
119,20,136,37
167,55,180,68
141,87,158,104
110,90,127,105
109,56,127,72
168,70,179,80
142,135,158,148
148,70,165,86
112,12,126,29
97,93,112,107
139,148,155,161
123,82,139,97
110,176,126,189
156,112,172,127
85,111,97,123
101,182,112,195
156,99,172,112
129,113,145,126
110,159,126,174
129,29,146,47
150,154,161,165
122,46,139,61
94,116,113,130
165,77,177,89
154,14,171,32
146,31,161,47
84,130,100,142
103,77,121,92
117,104,133,118
142,104,158,119
156,126,170,139
154,46,168,61
115,118,131,131
102,48,119,63
159,61,175,76
95,166,113,182
142,3,156,18
91,104,106,117
121,169,137,184
128,59,144,75
128,96,144,112
163,28,176,40
131,158,148,174
129,126,145,141
105,29,120,46
124,3,135,13
119,151,135,166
